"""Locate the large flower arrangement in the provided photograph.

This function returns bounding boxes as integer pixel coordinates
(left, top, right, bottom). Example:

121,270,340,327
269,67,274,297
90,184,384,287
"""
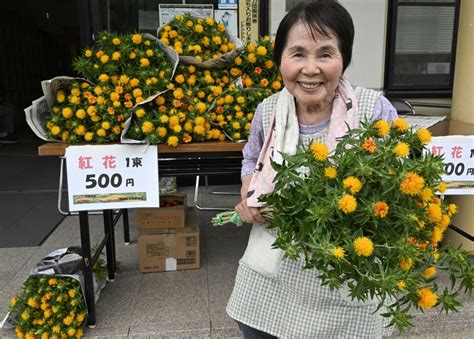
214,118,474,331
44,31,175,143
10,276,87,338
40,14,285,146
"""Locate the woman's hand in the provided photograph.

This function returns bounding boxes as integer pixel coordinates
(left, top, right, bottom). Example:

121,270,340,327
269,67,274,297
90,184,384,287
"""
235,174,266,224
234,198,266,224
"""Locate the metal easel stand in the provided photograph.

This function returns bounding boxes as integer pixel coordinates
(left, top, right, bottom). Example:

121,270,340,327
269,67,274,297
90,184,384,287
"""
57,157,130,244
193,175,239,211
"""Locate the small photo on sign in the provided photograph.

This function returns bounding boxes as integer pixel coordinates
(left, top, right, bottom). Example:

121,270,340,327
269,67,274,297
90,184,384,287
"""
73,192,147,204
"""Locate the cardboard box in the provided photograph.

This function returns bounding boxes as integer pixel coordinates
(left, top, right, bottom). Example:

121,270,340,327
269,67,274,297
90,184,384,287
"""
137,194,187,228
138,209,200,273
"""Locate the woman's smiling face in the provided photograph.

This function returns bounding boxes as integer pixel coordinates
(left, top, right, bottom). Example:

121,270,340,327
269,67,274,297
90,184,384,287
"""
279,21,344,112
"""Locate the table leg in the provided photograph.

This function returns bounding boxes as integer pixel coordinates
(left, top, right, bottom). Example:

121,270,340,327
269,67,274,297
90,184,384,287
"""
79,211,96,327
122,209,130,244
103,209,116,281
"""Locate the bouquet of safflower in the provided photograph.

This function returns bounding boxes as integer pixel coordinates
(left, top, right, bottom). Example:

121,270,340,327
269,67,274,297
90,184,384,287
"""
9,275,87,338
7,248,107,338
213,117,474,331
73,31,175,99
124,14,244,146
237,36,282,92
157,14,241,66
42,31,176,144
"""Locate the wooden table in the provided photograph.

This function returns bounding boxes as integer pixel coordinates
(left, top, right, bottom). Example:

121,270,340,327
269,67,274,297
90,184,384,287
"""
38,140,245,156
428,118,474,136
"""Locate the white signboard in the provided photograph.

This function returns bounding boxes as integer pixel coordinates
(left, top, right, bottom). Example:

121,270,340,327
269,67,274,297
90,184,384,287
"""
65,145,159,211
159,4,214,26
428,135,474,195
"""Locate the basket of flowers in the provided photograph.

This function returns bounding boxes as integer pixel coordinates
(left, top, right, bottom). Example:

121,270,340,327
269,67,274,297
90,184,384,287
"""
213,118,474,331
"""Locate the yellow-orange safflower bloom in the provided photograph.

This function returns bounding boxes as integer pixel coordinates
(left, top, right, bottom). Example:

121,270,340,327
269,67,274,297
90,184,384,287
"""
417,288,437,309
416,128,432,144
140,58,150,67
343,176,363,194
427,202,443,223
438,182,447,194
353,236,374,257
397,280,406,290
265,60,274,69
400,172,424,196
394,142,410,157
324,166,337,179
194,125,205,135
374,201,389,218
98,74,109,82
448,203,458,216
141,121,154,134
419,187,433,203
157,127,167,138
272,81,282,90
422,266,437,279
195,24,204,33
338,194,357,214
256,45,267,56
400,257,413,271
61,107,73,119
310,142,329,161
333,246,345,259
100,54,109,63
84,132,94,141
374,119,390,137
393,117,409,132
248,53,257,63
167,135,179,147
362,138,377,153
196,102,206,113
131,34,142,44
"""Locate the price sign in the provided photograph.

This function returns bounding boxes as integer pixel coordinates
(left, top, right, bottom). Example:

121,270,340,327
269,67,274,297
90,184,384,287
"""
65,144,159,211
427,135,474,195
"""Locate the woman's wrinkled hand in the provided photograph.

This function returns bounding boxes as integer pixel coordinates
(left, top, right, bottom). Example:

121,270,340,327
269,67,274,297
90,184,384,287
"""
234,198,266,224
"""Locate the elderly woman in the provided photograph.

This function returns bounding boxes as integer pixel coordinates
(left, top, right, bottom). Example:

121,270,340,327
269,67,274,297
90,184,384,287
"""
227,1,398,338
